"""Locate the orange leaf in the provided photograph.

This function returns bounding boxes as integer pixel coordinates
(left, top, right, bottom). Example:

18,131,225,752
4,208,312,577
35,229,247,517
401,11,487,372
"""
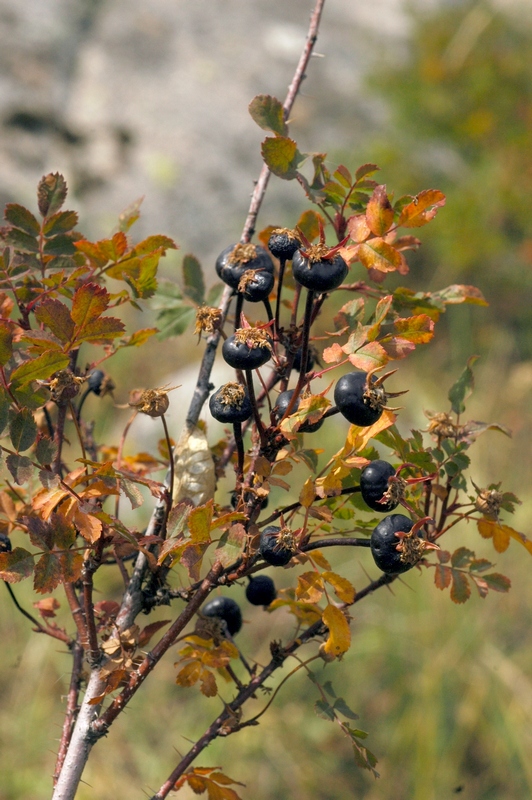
365,185,394,237
398,189,446,228
358,238,402,273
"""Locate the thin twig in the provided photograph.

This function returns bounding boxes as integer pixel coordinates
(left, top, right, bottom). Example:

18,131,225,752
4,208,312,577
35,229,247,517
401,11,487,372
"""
91,560,224,737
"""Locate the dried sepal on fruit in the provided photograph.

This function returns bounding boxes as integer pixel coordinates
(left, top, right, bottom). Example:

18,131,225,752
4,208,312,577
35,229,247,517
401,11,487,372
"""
268,227,301,260
194,305,222,338
48,369,85,403
259,525,297,567
209,382,252,424
472,480,504,520
215,242,274,289
129,386,177,417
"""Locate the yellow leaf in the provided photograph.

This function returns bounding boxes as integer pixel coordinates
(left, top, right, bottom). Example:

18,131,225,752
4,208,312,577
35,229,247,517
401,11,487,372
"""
308,549,331,570
322,604,351,657
477,518,532,555
199,668,218,697
322,571,356,604
347,409,396,452
299,478,315,509
296,571,324,604
175,661,202,687
272,460,293,476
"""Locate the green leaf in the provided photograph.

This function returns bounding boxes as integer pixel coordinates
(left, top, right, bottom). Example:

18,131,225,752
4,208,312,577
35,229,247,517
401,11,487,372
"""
74,316,125,344
0,320,13,366
448,355,479,414
157,305,196,338
3,228,39,253
431,284,488,307
11,383,49,410
43,210,79,236
482,572,511,593
34,298,75,343
322,680,337,698
4,203,40,236
35,435,57,466
314,699,336,721
37,172,68,218
42,234,77,256
0,547,35,583
118,196,143,232
249,94,287,136
182,254,205,305
450,570,471,604
6,454,34,484
215,523,246,568
0,388,9,435
333,697,359,720
355,163,379,182
451,547,474,568
9,408,37,452
10,351,70,389
261,136,305,179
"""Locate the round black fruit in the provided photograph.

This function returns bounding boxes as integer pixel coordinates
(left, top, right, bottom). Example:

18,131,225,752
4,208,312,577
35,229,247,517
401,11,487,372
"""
215,243,274,290
209,383,252,424
0,533,12,553
292,346,316,374
222,334,272,371
360,460,398,512
268,229,301,260
202,596,242,636
238,269,275,303
259,526,295,567
292,250,348,293
370,514,419,575
245,575,277,606
334,371,384,427
87,369,105,395
272,389,323,433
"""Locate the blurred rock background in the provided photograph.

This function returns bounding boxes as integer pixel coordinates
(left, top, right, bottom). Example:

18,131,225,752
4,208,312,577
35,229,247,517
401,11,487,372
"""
1,1,532,798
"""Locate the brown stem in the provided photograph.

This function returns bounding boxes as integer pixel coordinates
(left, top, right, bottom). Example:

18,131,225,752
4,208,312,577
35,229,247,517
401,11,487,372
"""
281,290,314,419
53,641,84,787
91,560,224,737
303,537,371,551
81,558,101,666
160,413,175,538
114,409,138,520
53,403,68,476
63,583,90,652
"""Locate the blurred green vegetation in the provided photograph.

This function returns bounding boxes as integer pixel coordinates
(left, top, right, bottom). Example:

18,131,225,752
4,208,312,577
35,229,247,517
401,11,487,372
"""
1,2,532,799
360,0,532,367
